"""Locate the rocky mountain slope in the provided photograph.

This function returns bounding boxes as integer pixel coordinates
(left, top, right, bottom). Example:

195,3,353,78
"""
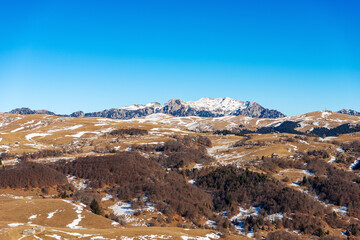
9,108,56,116
338,109,360,116
9,97,285,119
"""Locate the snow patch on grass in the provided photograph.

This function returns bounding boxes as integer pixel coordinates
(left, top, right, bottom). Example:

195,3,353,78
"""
28,214,37,220
25,133,51,141
8,223,24,227
65,131,100,138
0,194,32,199
45,234,62,240
121,235,172,240
180,233,220,240
110,201,135,216
47,210,60,219
302,170,315,176
52,229,94,238
322,111,331,118
11,126,24,132
63,200,86,229
319,136,337,142
288,144,298,152
48,124,83,132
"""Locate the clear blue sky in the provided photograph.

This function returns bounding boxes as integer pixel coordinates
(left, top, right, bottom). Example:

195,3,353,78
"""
1,0,359,116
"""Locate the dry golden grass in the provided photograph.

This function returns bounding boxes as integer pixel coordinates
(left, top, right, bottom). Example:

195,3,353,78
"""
1,111,359,156
0,193,236,239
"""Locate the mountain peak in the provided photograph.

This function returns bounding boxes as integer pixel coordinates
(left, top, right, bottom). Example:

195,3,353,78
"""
8,97,286,119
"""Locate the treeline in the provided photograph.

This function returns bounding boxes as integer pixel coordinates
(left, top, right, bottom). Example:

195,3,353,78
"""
339,140,360,154
260,152,360,236
256,121,302,135
0,162,67,188
109,128,148,136
194,166,324,216
261,149,356,176
0,149,81,161
214,121,303,136
339,141,360,169
191,166,329,235
133,135,213,169
311,123,360,137
214,121,360,137
51,152,214,222
157,135,212,169
301,167,360,217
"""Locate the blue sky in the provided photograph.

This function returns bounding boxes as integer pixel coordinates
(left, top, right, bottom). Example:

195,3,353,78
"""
1,0,359,116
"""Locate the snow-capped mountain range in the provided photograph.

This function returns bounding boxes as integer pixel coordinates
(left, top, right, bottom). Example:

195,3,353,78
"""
81,97,285,119
9,97,285,119
8,97,359,120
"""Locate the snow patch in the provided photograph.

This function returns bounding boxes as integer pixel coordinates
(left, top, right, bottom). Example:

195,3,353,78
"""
28,214,37,220
48,124,83,132
319,136,337,142
110,201,135,216
349,158,360,170
101,194,113,201
180,233,220,240
288,144,298,152
322,111,331,118
65,131,100,138
8,223,24,227
47,210,60,219
67,175,87,190
333,205,348,216
25,133,51,141
337,148,345,153
328,156,336,163
230,206,261,237
45,234,61,240
264,213,284,222
204,220,217,229
52,229,94,238
188,179,195,185
23,120,35,125
302,170,315,176
192,163,203,170
11,126,24,132
63,200,86,229
187,97,247,115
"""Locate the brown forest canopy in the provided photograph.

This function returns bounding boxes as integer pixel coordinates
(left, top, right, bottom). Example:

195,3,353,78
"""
0,162,67,188
52,152,214,221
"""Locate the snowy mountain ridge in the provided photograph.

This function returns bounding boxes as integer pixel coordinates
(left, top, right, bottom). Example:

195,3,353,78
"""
119,97,249,115
9,97,285,119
